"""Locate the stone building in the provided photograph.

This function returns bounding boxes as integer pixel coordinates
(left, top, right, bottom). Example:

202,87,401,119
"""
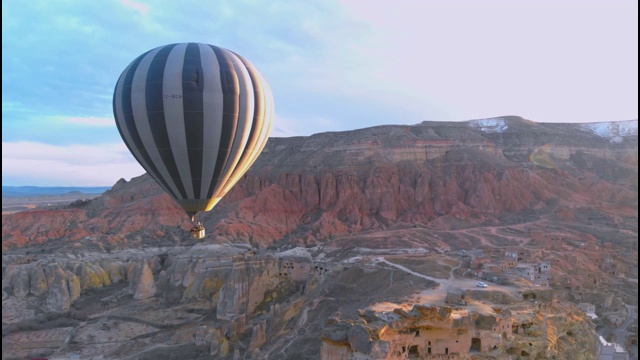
278,259,314,281
533,277,550,287
491,317,514,339
385,325,502,358
515,265,535,281
597,335,629,360
579,303,597,319
499,260,517,269
536,262,551,273
505,251,518,259
445,288,466,305
322,305,515,359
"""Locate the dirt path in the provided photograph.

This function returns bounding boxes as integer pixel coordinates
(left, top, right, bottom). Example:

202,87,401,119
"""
373,257,519,295
612,305,637,353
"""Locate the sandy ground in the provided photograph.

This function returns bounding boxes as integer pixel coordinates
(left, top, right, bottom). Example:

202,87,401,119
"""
361,256,520,314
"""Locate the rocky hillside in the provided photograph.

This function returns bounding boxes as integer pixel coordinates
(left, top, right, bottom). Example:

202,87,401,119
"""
2,116,637,251
1,245,605,360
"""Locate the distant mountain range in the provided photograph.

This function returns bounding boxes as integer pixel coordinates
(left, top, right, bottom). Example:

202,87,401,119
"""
2,186,111,198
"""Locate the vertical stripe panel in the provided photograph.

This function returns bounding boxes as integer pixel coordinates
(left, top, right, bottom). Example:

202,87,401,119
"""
253,76,274,160
114,50,180,199
206,45,239,198
163,43,194,199
227,51,255,156
244,68,274,170
218,53,266,196
131,46,184,199
181,43,204,198
145,44,189,199
197,43,224,200
213,50,255,197
235,53,266,158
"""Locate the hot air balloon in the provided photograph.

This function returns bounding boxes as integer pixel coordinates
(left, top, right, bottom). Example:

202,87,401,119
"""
113,43,274,238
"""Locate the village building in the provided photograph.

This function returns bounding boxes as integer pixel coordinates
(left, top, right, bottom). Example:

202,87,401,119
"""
533,277,550,287
515,264,535,281
491,317,514,339
579,303,598,319
484,264,502,273
445,288,466,305
536,261,551,273
383,322,508,358
278,260,313,281
597,335,629,360
499,260,517,270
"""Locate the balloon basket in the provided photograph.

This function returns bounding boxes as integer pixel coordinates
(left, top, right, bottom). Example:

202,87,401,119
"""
190,223,205,239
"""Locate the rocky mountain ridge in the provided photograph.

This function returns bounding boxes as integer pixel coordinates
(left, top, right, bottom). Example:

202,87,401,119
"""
2,116,637,252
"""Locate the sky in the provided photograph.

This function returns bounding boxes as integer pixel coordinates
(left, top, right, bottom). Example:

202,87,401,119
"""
2,0,638,187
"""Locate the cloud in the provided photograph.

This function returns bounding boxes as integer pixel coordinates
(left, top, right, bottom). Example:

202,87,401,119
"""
2,141,145,186
120,0,150,16
270,113,341,138
61,116,115,127
335,0,639,123
1,0,637,186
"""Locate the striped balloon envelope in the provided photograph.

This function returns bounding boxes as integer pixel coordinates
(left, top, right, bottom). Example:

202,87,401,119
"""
113,43,274,222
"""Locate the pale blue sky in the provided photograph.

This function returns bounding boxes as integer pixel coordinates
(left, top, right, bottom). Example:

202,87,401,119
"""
2,0,638,186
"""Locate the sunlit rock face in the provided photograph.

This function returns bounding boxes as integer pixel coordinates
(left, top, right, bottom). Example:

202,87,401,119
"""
45,269,73,312
322,305,505,359
1,259,135,303
321,302,599,360
130,261,156,300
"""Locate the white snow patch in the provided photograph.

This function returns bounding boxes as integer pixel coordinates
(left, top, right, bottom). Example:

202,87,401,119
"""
468,118,509,133
582,120,638,142
276,247,312,258
353,247,428,255
342,256,364,263
409,248,430,255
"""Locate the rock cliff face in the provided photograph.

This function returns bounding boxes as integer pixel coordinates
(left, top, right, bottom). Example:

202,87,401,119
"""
3,257,129,310
1,246,333,356
2,117,637,251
